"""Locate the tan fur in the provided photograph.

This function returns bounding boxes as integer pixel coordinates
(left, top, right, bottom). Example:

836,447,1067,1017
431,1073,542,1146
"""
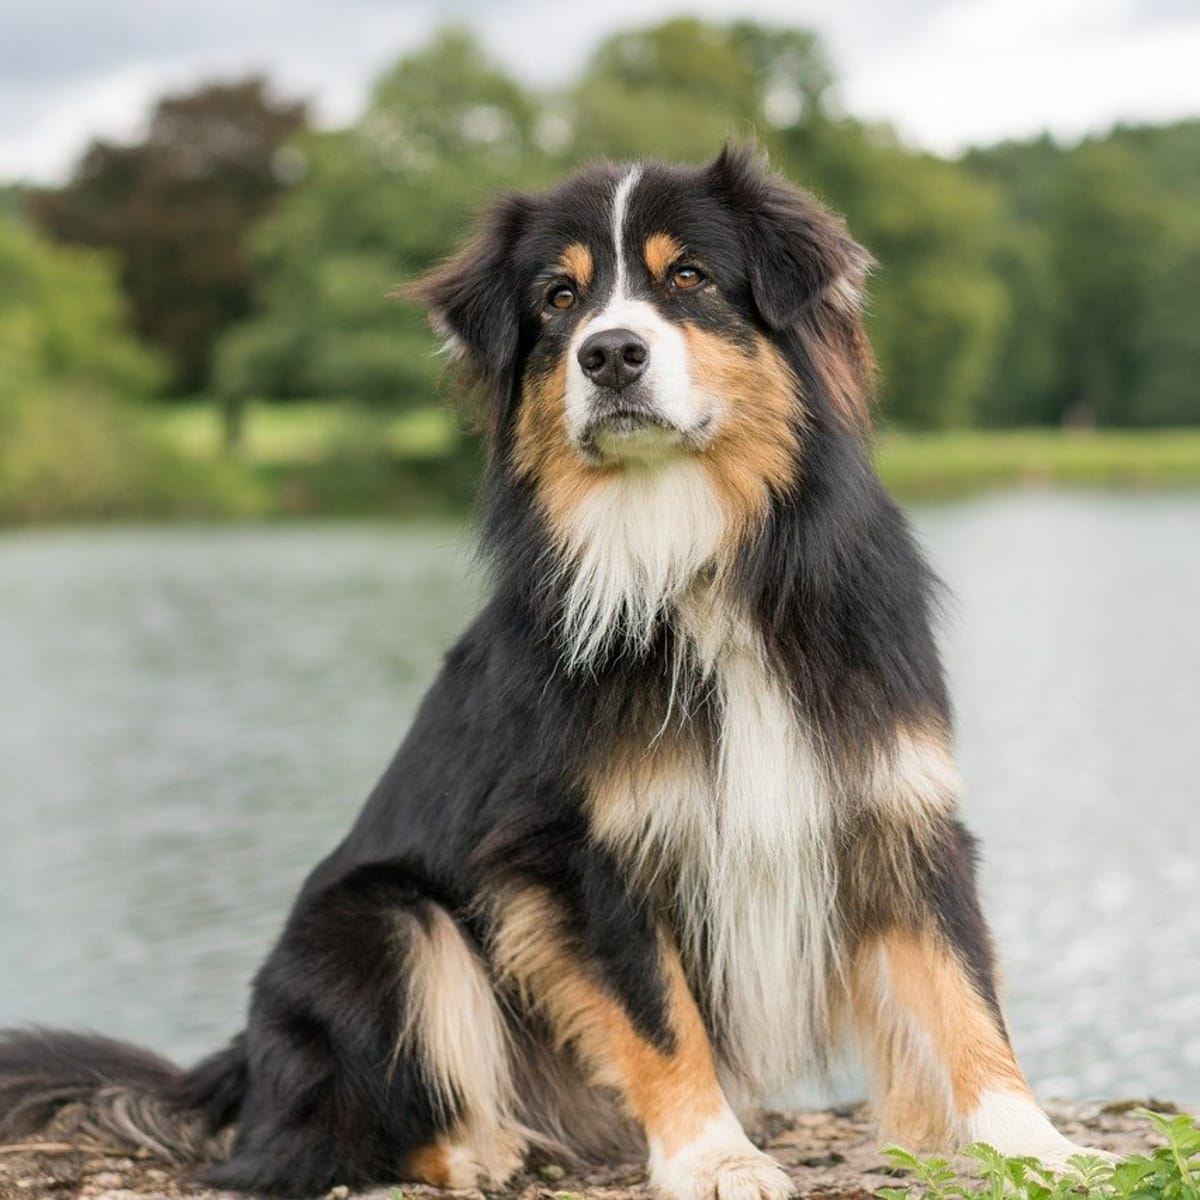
850,927,1030,1150
514,357,654,607
833,720,961,948
405,1141,455,1187
586,738,702,869
403,1125,526,1189
490,887,729,1158
644,233,684,280
681,326,801,544
877,723,960,820
394,908,525,1185
514,356,573,484
559,242,594,289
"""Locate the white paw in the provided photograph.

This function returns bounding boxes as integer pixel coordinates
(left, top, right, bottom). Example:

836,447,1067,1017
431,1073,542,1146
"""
650,1112,792,1200
1020,1142,1120,1173
964,1091,1117,1172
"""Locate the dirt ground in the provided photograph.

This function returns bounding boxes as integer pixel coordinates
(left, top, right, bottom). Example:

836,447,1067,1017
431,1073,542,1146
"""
0,1099,1182,1200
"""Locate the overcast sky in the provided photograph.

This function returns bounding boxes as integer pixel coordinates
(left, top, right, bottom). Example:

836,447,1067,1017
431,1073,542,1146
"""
2,0,1197,183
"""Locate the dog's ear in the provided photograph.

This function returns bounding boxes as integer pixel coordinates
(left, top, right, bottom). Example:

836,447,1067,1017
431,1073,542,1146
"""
405,193,531,381
706,143,870,330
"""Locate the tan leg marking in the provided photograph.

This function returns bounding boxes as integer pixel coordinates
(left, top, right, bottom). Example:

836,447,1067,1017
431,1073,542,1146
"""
491,887,723,1154
851,927,1030,1149
491,888,793,1199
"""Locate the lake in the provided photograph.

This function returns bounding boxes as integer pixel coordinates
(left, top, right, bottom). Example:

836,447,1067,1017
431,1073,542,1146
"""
1,492,1198,1104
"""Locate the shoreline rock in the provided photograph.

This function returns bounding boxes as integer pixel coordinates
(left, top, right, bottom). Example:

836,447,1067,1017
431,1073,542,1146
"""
0,1100,1184,1200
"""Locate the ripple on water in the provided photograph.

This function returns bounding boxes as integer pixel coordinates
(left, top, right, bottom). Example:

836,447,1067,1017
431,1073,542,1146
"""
1,497,1198,1101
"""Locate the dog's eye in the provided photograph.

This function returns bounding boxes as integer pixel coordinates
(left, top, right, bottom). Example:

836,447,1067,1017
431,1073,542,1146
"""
547,284,577,311
670,266,705,291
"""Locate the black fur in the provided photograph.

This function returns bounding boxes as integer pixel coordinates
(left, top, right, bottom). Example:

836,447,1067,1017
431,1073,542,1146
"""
0,146,1008,1196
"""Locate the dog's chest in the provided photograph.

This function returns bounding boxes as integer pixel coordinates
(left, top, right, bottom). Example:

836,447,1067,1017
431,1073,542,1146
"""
589,601,838,1095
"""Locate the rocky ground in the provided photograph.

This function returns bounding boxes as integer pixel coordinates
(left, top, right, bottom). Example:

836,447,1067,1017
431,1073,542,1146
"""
0,1100,1182,1200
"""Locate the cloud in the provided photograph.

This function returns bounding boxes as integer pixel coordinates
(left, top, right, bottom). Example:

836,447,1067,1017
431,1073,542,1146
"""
0,0,1196,183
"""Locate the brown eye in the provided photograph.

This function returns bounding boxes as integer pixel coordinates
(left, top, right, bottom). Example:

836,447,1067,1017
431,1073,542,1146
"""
547,284,576,310
671,265,705,291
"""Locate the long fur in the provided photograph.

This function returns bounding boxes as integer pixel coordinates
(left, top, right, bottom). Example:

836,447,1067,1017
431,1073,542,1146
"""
0,144,1074,1196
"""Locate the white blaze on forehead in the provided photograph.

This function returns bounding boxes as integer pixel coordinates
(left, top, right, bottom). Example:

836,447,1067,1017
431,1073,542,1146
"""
561,163,718,452
610,166,642,298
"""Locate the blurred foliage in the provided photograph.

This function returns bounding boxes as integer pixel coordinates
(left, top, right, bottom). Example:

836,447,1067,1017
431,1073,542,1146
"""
5,18,1199,523
213,28,549,442
211,20,1199,434
0,218,258,522
26,79,306,394
966,122,1200,428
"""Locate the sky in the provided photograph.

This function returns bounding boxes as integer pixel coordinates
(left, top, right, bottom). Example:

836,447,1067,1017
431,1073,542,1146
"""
1,0,1198,184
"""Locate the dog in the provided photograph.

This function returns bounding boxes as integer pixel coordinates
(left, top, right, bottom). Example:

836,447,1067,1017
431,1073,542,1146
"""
0,146,1093,1198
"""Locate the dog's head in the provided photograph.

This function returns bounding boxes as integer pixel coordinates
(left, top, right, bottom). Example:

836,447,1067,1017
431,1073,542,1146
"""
412,145,874,659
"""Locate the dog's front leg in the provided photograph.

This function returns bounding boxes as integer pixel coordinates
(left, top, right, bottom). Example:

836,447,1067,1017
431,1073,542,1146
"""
845,810,1096,1167
491,885,793,1200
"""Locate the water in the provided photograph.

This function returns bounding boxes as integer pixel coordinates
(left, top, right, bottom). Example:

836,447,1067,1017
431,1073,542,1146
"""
1,493,1197,1103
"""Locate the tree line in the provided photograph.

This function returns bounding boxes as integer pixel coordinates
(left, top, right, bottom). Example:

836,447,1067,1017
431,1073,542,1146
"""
13,19,1200,435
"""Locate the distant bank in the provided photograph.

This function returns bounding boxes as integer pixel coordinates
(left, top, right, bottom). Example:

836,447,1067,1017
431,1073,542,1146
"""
4,399,1200,526
158,403,1200,515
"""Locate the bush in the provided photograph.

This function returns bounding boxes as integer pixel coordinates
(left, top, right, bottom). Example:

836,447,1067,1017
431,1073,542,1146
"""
0,377,261,523
0,217,261,523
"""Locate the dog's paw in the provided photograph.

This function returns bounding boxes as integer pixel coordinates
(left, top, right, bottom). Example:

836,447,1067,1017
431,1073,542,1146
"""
650,1114,793,1200
405,1120,526,1188
1024,1142,1121,1172
964,1091,1118,1173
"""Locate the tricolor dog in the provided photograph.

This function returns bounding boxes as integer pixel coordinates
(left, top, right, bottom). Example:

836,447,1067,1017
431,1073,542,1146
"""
0,146,1097,1198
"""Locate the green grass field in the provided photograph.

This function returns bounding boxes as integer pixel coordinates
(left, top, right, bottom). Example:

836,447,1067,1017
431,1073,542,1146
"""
873,427,1200,496
149,401,1200,515
154,402,460,464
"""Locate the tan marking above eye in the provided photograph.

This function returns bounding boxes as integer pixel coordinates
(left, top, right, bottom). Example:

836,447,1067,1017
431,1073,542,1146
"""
557,242,594,289
644,232,684,280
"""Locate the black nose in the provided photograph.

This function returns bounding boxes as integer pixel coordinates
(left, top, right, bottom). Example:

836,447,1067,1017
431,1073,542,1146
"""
577,328,649,389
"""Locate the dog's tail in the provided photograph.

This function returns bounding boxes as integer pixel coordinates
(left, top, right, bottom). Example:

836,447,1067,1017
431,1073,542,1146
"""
0,1027,246,1163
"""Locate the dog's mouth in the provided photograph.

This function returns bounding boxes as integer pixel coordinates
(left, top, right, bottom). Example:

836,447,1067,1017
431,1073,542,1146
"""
579,403,712,464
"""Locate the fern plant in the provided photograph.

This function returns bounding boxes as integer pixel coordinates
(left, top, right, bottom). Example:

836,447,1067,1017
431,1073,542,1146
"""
878,1110,1200,1200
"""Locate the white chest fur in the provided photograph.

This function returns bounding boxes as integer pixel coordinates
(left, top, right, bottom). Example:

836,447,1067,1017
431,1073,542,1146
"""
678,597,838,1097
568,461,958,1100
589,585,840,1101
561,462,839,1097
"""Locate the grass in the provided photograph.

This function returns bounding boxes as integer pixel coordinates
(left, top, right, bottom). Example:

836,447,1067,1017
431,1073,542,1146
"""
875,428,1200,497
141,401,1200,520
154,401,459,465
879,1110,1200,1200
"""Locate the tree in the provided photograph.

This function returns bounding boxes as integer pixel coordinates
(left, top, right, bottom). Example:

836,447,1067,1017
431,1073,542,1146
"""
1133,237,1200,425
214,31,548,438
569,18,834,162
27,79,306,394
0,218,160,396
0,218,254,522
1047,141,1171,425
967,121,1200,427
